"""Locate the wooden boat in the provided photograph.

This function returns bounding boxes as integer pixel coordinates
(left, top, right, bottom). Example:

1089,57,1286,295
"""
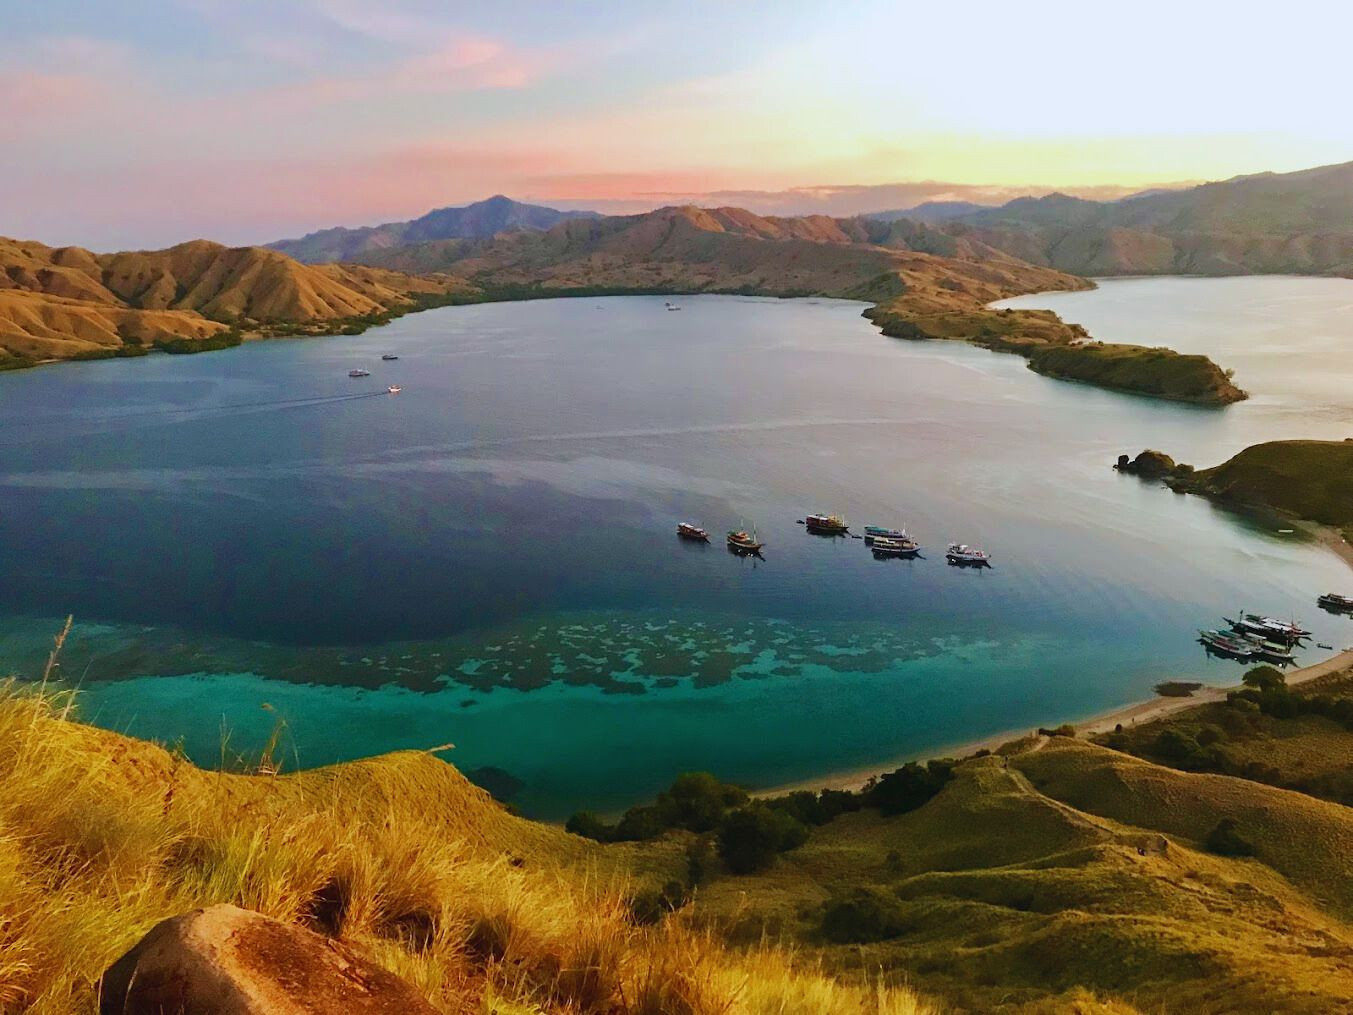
727,530,763,554
381,354,399,361
863,525,908,544
1198,629,1257,659
1227,614,1309,644
946,542,991,566
871,536,920,558
677,522,710,542
804,513,848,535
1318,593,1353,612
348,369,371,378
1236,632,1298,664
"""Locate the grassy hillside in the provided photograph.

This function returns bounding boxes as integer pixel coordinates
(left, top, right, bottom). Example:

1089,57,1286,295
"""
0,236,476,366
1171,439,1353,541
575,735,1353,1013
1099,665,1353,807
0,679,930,1015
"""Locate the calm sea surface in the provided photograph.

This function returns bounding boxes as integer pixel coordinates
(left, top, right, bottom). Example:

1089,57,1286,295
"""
2,281,1351,817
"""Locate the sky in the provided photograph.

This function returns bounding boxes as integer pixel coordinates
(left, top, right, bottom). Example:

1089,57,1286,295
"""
3,0,1352,249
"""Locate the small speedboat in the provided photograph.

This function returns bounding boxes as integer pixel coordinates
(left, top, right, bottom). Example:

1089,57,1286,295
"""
1318,593,1353,613
387,385,402,394
382,354,399,361
946,542,991,566
864,525,908,544
348,369,371,378
727,530,764,554
804,513,848,535
1199,629,1257,660
677,522,710,542
871,536,920,558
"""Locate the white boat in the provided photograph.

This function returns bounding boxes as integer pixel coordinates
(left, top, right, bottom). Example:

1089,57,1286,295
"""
387,385,402,394
946,542,991,566
348,369,371,378
871,536,920,557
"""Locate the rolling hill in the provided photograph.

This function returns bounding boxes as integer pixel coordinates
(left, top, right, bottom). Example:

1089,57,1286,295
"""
268,195,598,264
0,236,475,366
893,161,1353,277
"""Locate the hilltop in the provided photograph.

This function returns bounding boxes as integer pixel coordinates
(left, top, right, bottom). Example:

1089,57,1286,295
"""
269,196,598,264
0,236,474,367
7,663,1353,1013
0,680,929,1015
887,161,1353,277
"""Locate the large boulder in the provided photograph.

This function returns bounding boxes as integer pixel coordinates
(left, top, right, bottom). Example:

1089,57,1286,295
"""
98,904,439,1015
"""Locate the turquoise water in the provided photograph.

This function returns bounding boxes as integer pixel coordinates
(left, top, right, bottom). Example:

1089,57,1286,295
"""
1,288,1350,817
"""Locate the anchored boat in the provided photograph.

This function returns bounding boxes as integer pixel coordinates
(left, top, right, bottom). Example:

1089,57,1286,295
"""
1318,593,1353,613
863,525,908,544
381,354,399,361
1236,632,1299,664
727,530,764,554
804,513,849,535
677,522,710,542
1227,613,1310,643
871,536,920,558
946,542,991,567
348,369,371,378
1198,629,1257,660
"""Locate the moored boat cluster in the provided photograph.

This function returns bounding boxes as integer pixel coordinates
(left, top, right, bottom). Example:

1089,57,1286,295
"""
676,514,992,567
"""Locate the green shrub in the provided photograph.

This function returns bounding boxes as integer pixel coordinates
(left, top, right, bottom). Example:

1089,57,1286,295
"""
1205,818,1255,857
820,888,910,943
863,760,954,816
716,805,809,874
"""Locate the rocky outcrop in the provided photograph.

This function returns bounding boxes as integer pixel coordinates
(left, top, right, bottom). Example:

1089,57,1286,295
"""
98,904,438,1015
1115,449,1185,478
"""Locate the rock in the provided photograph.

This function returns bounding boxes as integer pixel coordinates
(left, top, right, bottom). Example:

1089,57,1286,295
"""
1115,449,1179,478
98,904,439,1015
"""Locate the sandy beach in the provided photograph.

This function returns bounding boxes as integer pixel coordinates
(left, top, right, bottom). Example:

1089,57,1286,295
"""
758,646,1353,797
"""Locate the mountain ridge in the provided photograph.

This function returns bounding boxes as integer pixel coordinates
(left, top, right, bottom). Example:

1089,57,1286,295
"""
268,195,598,264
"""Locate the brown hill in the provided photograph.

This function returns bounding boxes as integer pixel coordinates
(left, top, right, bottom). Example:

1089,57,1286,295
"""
0,237,475,366
905,161,1353,277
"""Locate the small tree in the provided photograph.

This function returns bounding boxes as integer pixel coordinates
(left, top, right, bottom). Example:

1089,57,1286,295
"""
1205,817,1255,857
716,805,808,874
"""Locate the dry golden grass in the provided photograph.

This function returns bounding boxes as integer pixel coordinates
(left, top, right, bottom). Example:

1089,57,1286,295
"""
0,674,934,1015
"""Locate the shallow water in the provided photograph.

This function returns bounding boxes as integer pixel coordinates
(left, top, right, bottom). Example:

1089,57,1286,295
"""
1,287,1350,817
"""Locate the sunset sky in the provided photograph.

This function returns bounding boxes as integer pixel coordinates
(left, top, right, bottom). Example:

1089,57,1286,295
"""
4,0,1352,249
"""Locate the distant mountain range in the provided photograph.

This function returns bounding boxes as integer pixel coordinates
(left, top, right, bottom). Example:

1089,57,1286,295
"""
871,161,1353,277
268,196,598,264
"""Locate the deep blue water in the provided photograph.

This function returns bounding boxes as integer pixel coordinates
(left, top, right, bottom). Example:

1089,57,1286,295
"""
1,287,1350,817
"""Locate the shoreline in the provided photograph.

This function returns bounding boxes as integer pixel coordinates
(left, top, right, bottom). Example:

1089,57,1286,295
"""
755,647,1353,797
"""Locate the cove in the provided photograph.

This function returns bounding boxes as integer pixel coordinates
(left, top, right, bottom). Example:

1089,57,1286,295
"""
1,289,1350,818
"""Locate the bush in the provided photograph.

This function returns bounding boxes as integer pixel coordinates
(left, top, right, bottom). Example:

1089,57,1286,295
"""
564,811,612,842
1205,818,1255,857
820,888,910,943
660,772,746,832
716,805,808,874
863,761,954,816
628,880,690,925
1242,666,1287,693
